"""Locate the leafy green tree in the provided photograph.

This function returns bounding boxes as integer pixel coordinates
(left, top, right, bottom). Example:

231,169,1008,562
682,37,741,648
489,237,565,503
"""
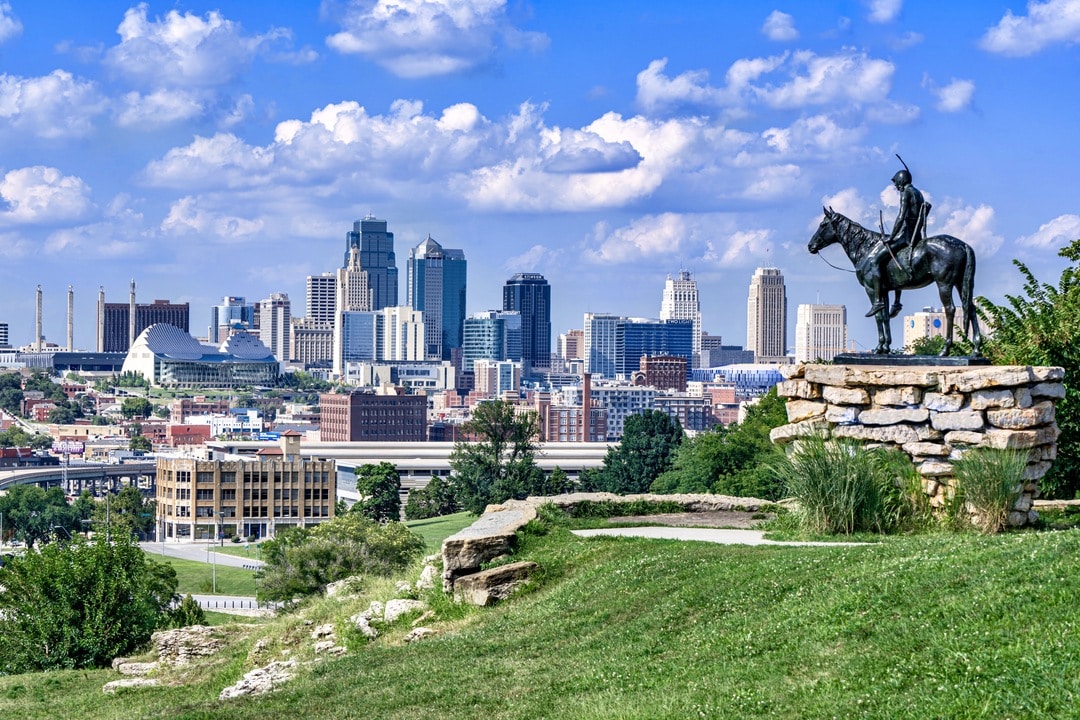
448,400,543,514
351,462,402,522
48,405,77,424
169,594,207,628
0,379,23,415
595,410,684,494
121,397,153,419
536,466,571,496
403,474,460,520
29,433,53,450
652,387,789,499
0,424,31,447
93,487,156,540
0,485,79,547
258,513,424,601
979,238,1080,498
0,535,178,673
130,434,153,452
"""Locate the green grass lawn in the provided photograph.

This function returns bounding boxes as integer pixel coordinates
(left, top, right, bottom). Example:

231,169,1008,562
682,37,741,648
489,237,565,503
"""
147,552,258,596
212,542,265,560
6,521,1080,719
405,511,475,551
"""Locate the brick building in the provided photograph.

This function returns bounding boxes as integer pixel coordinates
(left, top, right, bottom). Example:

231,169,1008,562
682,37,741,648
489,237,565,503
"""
319,386,428,442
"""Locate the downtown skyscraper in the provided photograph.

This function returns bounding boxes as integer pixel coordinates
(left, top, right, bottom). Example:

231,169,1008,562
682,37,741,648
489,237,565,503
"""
344,215,398,310
660,270,702,362
746,267,787,363
407,235,467,361
503,273,551,376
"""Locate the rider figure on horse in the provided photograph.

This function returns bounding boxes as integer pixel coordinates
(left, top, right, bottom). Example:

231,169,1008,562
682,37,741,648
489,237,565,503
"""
865,157,932,317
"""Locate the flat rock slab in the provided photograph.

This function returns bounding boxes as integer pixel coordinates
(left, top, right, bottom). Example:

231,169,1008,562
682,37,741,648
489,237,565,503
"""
833,354,991,366
454,561,538,606
606,511,769,529
572,527,872,547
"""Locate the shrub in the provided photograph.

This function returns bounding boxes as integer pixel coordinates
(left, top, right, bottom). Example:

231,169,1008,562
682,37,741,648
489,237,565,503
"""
951,448,1029,534
170,593,207,628
765,435,918,535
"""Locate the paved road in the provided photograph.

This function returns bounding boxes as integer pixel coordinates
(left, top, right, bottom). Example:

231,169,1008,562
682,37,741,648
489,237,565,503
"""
572,527,873,547
139,541,264,568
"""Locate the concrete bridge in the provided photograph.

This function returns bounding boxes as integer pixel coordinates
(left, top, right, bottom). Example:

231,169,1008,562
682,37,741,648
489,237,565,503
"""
0,462,157,495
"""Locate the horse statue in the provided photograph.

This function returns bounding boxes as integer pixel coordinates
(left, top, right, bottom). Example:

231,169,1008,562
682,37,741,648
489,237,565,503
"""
808,207,982,356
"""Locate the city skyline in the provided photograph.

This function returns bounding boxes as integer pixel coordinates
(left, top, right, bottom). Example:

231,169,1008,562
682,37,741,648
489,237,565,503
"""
1,2,1079,352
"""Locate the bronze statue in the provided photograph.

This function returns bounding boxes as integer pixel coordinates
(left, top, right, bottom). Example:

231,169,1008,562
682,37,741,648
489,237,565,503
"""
864,156,931,318
808,186,983,356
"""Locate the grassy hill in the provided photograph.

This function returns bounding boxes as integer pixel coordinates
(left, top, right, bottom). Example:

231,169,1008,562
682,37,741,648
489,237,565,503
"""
3,515,1080,719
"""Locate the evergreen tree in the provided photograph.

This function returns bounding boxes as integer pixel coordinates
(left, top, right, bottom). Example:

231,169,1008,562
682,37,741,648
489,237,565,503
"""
596,410,684,494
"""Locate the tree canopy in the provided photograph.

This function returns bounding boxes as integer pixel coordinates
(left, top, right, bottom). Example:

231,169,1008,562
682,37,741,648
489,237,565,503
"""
448,400,543,514
0,535,177,673
590,410,684,494
979,238,1080,498
121,397,153,419
351,462,402,522
0,485,82,547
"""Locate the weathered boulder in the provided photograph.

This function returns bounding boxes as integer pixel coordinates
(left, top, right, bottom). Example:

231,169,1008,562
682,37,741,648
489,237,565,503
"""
219,660,297,700
442,506,537,592
415,564,438,591
454,561,538,607
384,599,428,624
325,576,363,598
152,625,227,666
103,678,159,693
404,627,436,643
115,661,158,676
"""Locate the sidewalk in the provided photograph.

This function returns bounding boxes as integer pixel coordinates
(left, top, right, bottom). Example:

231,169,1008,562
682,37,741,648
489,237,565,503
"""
572,527,872,547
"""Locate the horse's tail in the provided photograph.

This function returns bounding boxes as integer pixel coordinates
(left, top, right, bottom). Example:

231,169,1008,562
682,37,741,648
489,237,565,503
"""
960,243,978,338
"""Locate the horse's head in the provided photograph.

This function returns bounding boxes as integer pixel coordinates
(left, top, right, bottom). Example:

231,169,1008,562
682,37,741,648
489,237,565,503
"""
808,207,839,254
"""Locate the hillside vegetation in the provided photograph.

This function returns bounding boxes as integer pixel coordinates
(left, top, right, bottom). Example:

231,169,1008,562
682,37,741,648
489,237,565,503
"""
2,516,1079,719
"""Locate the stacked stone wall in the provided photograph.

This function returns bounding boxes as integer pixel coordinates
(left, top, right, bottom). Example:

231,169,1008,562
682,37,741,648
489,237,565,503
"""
770,364,1063,526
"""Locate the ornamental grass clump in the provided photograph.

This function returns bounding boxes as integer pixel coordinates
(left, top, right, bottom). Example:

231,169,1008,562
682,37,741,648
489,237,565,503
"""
766,434,917,535
951,447,1029,534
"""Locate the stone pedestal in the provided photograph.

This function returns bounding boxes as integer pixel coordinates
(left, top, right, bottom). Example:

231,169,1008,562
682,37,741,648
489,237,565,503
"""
770,364,1064,526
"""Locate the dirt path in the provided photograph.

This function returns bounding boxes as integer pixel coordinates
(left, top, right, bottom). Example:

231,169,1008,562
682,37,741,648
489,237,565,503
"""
606,510,772,530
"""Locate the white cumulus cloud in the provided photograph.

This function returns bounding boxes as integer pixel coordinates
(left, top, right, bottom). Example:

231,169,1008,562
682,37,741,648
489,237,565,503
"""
1017,213,1080,248
927,77,975,112
865,0,902,23
762,115,867,156
104,3,298,88
980,0,1080,56
115,90,205,127
0,2,22,42
161,195,264,240
0,70,108,138
762,10,799,41
935,202,1003,257
326,0,548,78
0,166,93,224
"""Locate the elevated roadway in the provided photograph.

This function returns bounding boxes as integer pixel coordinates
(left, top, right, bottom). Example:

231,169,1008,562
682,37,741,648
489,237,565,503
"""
0,462,157,494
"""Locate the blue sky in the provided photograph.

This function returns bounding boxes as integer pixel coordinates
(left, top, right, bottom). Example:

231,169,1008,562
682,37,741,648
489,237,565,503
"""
1,0,1079,353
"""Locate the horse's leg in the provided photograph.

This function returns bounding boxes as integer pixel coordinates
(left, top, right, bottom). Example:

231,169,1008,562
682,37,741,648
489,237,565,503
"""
889,289,903,319
880,307,893,353
937,282,955,356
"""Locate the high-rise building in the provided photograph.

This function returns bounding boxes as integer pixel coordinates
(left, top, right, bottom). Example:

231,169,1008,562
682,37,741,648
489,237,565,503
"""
291,318,334,368
406,235,467,361
209,296,255,343
320,388,427,442
584,313,620,379
615,319,693,377
333,246,373,376
378,306,426,361
503,273,551,376
344,216,398,310
558,329,584,363
746,267,787,363
902,306,966,350
0,322,8,349
306,272,337,326
101,297,190,353
660,271,702,357
259,292,291,363
795,304,848,363
462,310,522,372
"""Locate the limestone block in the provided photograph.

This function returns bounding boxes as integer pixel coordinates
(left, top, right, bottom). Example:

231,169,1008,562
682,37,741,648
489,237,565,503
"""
944,430,985,446
939,366,1063,393
453,561,538,607
769,422,827,444
822,386,870,405
442,506,537,591
1032,445,1058,461
1007,511,1028,527
903,442,950,457
416,564,438,591
384,599,428,624
786,400,827,423
1031,382,1066,399
825,406,858,424
873,386,922,406
802,365,850,386
777,380,820,400
219,660,297,700
310,624,335,640
986,401,1055,430
915,425,943,441
984,426,1059,450
859,407,930,425
152,625,227,666
404,627,436,643
970,389,1016,410
923,392,965,412
930,410,985,431
1013,494,1034,513
1022,461,1053,480
925,479,940,496
115,661,158,676
918,460,954,477
844,367,939,387
1014,387,1033,408
780,363,806,380
834,424,919,444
